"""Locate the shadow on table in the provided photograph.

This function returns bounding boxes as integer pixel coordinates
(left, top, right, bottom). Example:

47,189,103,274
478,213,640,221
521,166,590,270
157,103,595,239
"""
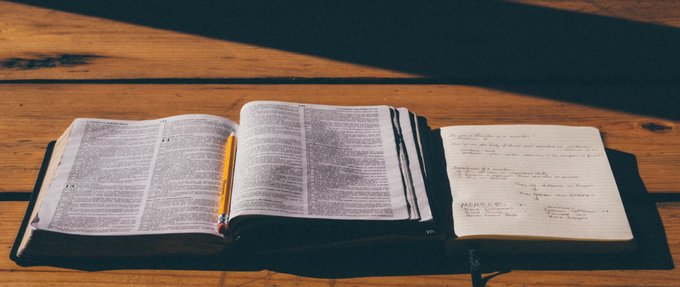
6,0,680,120
13,143,672,278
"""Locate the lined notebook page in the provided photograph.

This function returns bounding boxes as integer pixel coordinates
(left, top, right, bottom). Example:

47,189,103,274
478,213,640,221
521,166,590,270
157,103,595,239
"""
440,125,633,240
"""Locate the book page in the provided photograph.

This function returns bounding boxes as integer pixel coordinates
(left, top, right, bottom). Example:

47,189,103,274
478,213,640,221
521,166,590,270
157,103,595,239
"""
441,125,633,240
396,108,432,221
33,115,238,236
230,101,409,220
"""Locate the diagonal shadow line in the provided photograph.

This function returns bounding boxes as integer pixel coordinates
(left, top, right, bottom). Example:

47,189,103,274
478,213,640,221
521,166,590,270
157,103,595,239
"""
6,0,680,120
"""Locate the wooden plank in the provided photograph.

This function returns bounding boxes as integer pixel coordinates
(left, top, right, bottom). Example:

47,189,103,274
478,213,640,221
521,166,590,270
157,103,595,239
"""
506,0,680,28
2,201,680,286
1,84,678,195
0,1,417,81
0,83,678,196
2,0,680,81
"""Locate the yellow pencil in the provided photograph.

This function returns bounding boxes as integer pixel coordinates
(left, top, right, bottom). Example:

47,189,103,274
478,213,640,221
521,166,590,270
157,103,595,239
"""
217,131,237,235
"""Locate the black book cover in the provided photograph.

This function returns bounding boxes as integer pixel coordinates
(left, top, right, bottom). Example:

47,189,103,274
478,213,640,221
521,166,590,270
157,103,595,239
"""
10,141,55,266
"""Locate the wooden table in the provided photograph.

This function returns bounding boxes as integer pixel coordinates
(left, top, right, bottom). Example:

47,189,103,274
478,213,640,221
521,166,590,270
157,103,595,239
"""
2,1,680,286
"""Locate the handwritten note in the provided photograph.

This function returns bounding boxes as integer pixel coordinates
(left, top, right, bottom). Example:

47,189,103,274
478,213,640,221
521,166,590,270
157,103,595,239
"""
441,125,632,240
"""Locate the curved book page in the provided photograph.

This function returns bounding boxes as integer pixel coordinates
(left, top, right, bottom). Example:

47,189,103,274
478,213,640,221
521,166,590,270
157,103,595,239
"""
33,115,238,236
230,101,410,221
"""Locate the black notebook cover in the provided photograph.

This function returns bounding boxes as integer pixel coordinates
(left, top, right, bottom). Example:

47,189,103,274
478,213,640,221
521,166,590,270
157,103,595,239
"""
10,141,55,266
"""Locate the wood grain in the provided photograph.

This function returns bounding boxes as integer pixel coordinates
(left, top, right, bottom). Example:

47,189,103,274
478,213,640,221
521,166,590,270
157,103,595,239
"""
2,0,680,80
2,201,680,286
506,0,680,27
1,84,678,195
2,1,678,285
0,1,416,81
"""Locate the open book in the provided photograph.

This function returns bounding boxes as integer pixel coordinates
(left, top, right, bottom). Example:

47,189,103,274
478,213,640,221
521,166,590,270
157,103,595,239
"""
12,101,634,264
